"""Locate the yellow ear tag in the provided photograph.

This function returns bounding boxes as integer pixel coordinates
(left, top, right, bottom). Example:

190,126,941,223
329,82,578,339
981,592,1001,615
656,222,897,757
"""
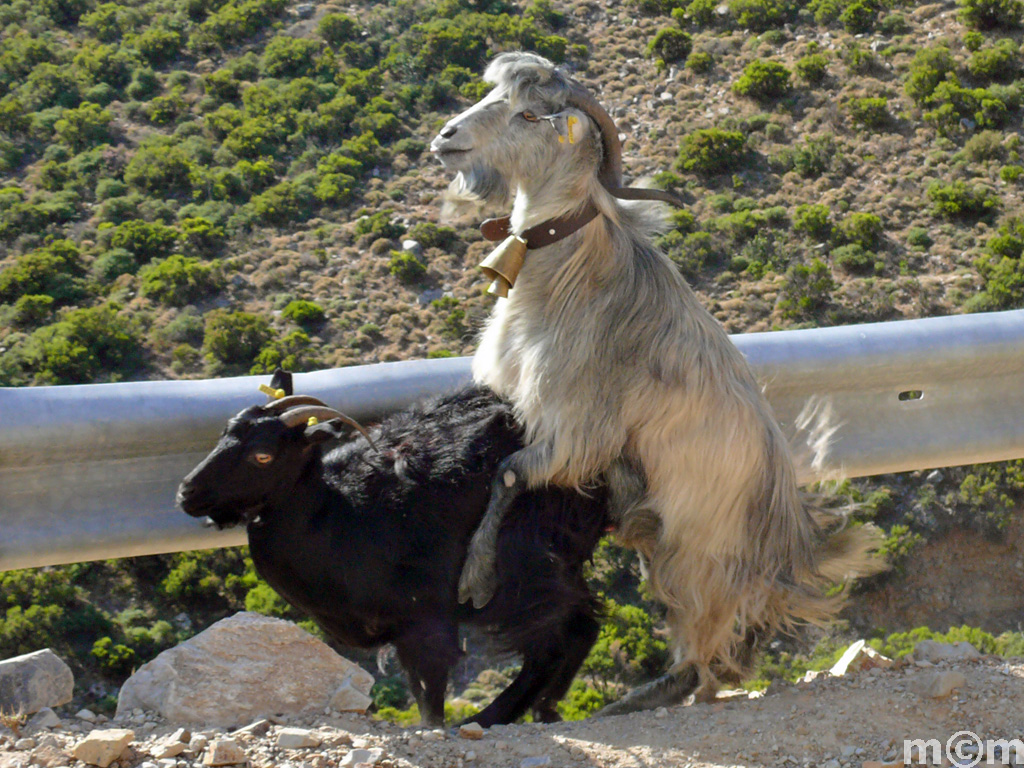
259,384,286,399
307,416,319,427
567,115,579,144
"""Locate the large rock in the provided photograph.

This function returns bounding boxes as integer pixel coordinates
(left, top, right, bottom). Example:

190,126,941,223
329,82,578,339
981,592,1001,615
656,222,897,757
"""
0,649,74,714
116,612,374,727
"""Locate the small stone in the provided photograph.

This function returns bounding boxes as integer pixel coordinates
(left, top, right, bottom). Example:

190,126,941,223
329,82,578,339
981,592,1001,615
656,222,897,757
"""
841,745,857,757
401,239,423,257
917,670,967,699
27,744,69,768
830,640,893,676
421,730,445,742
520,757,552,768
232,720,270,737
465,750,477,762
654,707,669,718
202,738,246,766
71,728,135,768
28,707,62,730
170,728,191,743
329,680,373,714
75,710,98,723
158,760,178,768
339,748,384,766
458,723,484,740
276,728,321,749
153,739,187,759
14,738,36,750
189,734,209,753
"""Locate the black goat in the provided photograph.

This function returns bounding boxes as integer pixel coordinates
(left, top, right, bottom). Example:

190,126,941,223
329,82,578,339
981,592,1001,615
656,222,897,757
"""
177,379,607,727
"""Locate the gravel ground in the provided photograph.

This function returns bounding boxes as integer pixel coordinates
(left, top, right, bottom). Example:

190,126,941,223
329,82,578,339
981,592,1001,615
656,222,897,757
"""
2,655,1022,768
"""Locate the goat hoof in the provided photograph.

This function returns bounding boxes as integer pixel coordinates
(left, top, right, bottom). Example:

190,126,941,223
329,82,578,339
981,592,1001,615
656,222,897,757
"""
458,570,496,609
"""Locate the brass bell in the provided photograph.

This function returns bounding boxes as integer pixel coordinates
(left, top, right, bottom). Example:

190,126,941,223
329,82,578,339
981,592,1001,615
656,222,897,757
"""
479,235,528,297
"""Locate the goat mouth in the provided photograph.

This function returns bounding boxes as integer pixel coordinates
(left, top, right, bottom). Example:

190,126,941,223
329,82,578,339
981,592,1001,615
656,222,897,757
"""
432,147,473,166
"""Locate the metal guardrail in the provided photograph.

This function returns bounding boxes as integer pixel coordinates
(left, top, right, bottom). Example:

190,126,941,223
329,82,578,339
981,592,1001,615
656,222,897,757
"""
2,310,1023,572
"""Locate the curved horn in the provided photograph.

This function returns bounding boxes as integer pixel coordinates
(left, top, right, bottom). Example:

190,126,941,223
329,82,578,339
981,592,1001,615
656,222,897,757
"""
564,78,688,208
264,395,329,412
279,405,379,452
564,79,623,190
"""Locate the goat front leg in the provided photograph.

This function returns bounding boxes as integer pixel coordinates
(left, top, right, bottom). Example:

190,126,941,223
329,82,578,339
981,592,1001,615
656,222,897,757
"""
459,444,551,608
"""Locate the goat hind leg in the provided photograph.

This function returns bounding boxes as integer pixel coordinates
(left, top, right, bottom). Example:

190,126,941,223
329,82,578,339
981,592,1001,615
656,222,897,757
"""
459,444,551,608
530,610,600,723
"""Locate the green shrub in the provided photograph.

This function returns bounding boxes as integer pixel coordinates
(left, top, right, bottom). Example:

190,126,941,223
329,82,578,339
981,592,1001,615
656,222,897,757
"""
53,102,112,152
248,181,314,225
91,636,137,677
407,222,458,251
967,39,1020,82
776,133,842,178
905,46,956,104
18,302,144,384
681,0,718,26
838,212,883,249
832,243,876,275
906,227,933,248
389,251,427,284
958,0,1024,29
962,129,1005,162
261,35,324,79
675,128,746,174
840,1,875,33
124,139,195,197
776,258,835,319
647,27,692,64
92,248,139,281
253,330,322,374
878,12,910,34
134,26,185,66
282,300,325,326
581,600,669,684
354,211,405,240
927,180,1000,219
319,13,360,45
109,219,179,263
684,50,714,73
179,217,227,258
728,0,792,31
795,53,828,84
0,239,86,305
792,203,833,241
732,59,792,100
139,255,222,306
11,294,55,327
845,97,889,129
1001,164,1024,182
203,309,273,369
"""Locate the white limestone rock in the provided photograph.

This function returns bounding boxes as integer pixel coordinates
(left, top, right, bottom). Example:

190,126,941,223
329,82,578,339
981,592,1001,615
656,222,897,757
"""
116,612,374,727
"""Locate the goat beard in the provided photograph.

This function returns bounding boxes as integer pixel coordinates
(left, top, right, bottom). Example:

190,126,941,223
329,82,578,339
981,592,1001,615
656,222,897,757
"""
441,165,511,223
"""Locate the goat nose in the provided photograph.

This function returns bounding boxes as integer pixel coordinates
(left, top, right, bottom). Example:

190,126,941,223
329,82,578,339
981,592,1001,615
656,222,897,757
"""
440,125,457,139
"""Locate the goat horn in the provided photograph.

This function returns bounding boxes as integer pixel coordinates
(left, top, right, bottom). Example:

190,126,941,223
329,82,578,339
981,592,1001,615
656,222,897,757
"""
564,79,687,209
279,405,380,452
264,395,329,412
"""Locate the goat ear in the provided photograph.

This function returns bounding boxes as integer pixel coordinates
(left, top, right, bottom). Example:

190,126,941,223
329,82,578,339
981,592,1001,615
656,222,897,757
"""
546,109,593,147
270,368,293,397
303,418,349,445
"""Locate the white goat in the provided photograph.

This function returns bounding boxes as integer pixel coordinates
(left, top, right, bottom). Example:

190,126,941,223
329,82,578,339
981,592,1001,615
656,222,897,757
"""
431,52,881,710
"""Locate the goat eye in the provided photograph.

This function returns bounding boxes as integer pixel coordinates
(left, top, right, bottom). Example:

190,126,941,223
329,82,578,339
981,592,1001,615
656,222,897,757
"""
521,110,539,122
251,452,274,466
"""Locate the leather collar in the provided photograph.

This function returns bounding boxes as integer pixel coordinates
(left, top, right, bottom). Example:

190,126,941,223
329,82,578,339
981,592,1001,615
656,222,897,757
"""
480,201,601,247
